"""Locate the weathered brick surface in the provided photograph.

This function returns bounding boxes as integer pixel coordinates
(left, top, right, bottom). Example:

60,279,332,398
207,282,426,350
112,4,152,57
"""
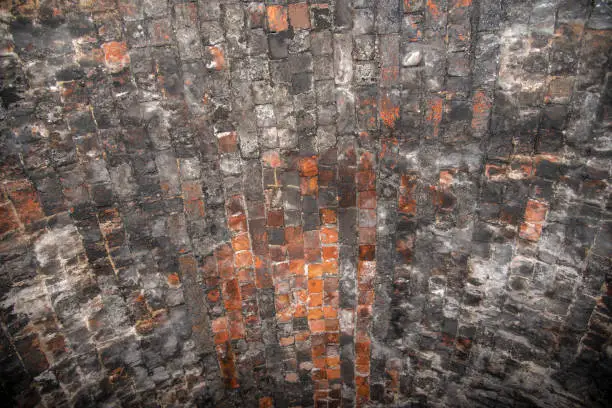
0,1,610,407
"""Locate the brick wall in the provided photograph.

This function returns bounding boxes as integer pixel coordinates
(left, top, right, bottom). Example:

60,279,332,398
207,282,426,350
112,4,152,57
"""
0,1,610,407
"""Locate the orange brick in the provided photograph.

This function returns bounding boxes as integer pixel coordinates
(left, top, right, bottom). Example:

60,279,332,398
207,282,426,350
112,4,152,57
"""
232,233,250,252
228,214,247,232
229,320,245,340
308,308,324,320
207,288,221,303
214,331,229,345
308,263,324,278
277,310,293,323
327,367,341,380
295,330,310,342
301,176,318,195
439,170,454,189
262,150,282,168
290,259,305,275
308,293,323,307
322,246,338,261
167,273,180,287
326,355,340,367
309,319,326,333
294,288,308,303
280,336,295,346
519,222,543,242
524,199,548,223
358,261,377,281
259,396,274,408
355,341,371,364
359,245,376,261
288,3,310,29
325,319,339,332
320,208,337,224
235,251,254,268
313,357,326,369
320,227,338,244
212,317,228,333
326,332,340,344
299,156,318,177
267,5,288,32
101,41,130,72
308,279,323,293
322,306,337,319
294,304,307,318
6,182,45,225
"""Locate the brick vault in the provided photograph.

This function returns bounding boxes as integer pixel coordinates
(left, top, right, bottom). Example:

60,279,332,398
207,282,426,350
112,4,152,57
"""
0,1,611,407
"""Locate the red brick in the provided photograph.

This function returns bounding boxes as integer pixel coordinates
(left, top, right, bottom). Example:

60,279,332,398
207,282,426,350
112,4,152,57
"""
299,156,318,177
322,246,338,261
212,317,228,333
259,396,274,408
301,176,319,195
304,230,321,248
267,209,284,227
380,93,400,129
217,131,238,153
309,264,324,278
207,45,225,71
289,259,305,275
524,199,548,223
320,227,338,244
232,234,251,252
262,150,282,168
359,227,377,245
358,190,377,209
359,245,376,261
267,5,288,32
101,41,130,72
471,90,491,132
269,245,287,261
308,279,324,293
309,292,323,307
6,181,45,225
356,171,375,191
519,222,543,242
320,208,337,224
234,251,254,269
228,214,248,232
309,319,326,333
288,2,310,29
319,168,335,186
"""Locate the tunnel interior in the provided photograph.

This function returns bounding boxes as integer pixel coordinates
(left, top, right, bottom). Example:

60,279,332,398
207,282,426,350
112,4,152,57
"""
0,1,611,407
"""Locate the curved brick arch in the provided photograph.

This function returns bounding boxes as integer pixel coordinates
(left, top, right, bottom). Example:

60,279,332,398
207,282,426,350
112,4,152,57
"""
0,1,610,408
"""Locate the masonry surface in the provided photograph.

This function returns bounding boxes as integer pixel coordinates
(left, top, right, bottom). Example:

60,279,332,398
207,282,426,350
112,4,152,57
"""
0,1,611,407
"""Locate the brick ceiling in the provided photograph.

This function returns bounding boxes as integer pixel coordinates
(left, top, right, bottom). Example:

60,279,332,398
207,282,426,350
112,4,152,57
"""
0,1,611,407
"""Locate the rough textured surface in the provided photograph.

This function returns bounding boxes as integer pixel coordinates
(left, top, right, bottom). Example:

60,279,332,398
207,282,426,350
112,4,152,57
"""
0,1,611,407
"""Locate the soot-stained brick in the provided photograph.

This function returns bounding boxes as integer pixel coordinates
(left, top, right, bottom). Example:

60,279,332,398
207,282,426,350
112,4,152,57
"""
0,1,610,408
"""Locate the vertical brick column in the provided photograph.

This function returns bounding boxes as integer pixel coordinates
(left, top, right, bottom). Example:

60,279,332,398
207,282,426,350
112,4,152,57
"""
355,151,377,407
298,156,326,407
319,148,341,407
213,243,240,389
337,136,358,407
